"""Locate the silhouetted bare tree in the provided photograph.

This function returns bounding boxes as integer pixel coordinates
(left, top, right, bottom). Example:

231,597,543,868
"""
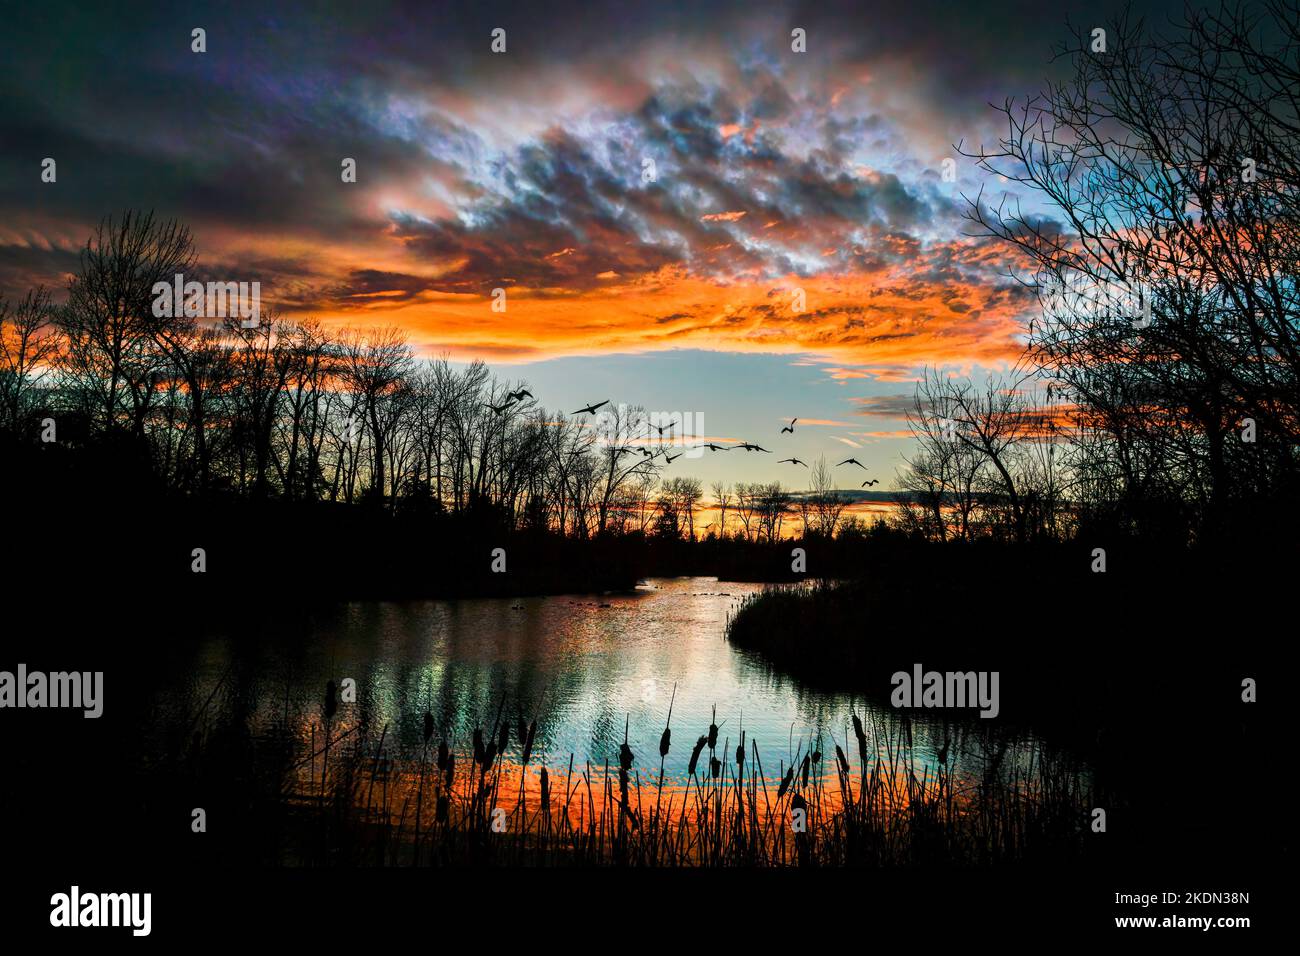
0,286,57,429
960,2,1300,542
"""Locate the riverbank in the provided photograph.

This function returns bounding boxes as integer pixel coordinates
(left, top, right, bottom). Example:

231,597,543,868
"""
723,544,1275,874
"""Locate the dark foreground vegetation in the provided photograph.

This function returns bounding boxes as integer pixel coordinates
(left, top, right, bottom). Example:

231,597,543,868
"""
159,702,1093,868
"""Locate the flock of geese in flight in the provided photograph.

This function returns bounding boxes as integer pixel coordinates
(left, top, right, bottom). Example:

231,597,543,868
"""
483,397,880,488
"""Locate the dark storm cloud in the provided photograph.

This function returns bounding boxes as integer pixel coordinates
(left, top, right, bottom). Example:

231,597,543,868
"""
0,241,82,299
782,0,1193,121
852,393,921,418
375,80,957,293
0,0,1187,305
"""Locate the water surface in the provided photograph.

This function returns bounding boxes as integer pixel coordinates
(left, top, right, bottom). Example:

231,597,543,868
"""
154,577,1036,785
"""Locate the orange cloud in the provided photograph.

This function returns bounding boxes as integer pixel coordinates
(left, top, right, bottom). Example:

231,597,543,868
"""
264,235,1030,382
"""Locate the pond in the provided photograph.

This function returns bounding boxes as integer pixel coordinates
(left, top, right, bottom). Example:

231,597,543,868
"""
151,576,1047,789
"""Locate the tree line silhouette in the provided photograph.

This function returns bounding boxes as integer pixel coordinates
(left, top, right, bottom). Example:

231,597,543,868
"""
1,211,871,548
1,211,901,601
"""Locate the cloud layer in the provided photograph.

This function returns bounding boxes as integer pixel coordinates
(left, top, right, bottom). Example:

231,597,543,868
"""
0,0,1178,380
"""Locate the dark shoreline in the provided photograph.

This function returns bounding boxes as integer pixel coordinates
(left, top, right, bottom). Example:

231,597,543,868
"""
722,551,1275,876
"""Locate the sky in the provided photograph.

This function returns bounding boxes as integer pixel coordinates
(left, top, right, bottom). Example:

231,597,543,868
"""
0,0,1189,488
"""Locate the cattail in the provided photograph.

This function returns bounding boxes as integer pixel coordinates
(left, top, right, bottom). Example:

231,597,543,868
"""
618,714,634,773
522,720,537,765
812,749,822,763
444,750,455,787
324,680,338,720
423,711,434,745
835,744,849,777
708,721,718,750
472,728,486,766
687,735,707,776
735,732,745,770
710,755,721,779
777,765,794,800
791,791,807,834
800,753,810,788
852,713,868,764
436,739,449,771
540,766,550,812
483,741,498,768
659,682,676,758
